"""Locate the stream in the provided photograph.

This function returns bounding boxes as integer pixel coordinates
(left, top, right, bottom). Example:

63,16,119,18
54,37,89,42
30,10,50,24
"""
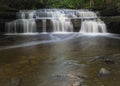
0,33,120,86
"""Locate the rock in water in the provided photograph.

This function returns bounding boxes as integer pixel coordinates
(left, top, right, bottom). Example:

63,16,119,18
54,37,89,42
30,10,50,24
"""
72,81,81,86
103,59,115,64
11,77,22,86
99,68,111,76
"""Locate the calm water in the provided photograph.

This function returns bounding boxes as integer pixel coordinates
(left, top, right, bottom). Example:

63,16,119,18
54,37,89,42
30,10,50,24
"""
0,33,120,86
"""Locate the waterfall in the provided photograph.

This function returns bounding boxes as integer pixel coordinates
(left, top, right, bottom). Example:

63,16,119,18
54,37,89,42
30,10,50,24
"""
51,17,73,32
80,20,107,33
17,10,36,19
5,9,107,34
42,19,46,32
5,19,36,33
78,10,107,33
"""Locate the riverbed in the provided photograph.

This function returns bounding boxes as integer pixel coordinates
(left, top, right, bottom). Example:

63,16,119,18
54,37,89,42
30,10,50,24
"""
0,33,120,86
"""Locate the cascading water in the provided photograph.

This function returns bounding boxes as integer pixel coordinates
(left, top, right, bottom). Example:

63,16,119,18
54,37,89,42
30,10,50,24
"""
5,19,36,33
51,17,73,32
5,9,107,34
80,20,107,33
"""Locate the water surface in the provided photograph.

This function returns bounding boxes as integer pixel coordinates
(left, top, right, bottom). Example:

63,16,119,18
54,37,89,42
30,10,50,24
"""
0,33,120,86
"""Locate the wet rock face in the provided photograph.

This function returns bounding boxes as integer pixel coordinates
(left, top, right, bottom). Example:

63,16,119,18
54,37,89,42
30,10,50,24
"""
36,19,52,32
71,19,81,32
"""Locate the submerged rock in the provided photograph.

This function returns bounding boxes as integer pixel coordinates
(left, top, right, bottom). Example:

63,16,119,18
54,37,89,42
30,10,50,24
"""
53,73,84,85
11,77,22,86
7,37,16,41
91,56,115,64
99,68,111,77
54,73,80,80
103,59,115,64
90,56,105,62
72,81,81,86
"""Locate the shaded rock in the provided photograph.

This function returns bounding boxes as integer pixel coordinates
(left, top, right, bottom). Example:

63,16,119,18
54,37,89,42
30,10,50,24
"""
11,77,22,86
103,59,115,64
100,6,119,16
71,19,81,32
102,16,120,34
91,56,115,64
72,81,81,86
54,73,80,80
107,21,120,34
52,73,84,86
95,56,105,60
77,74,88,79
7,37,16,41
99,68,111,77
90,56,105,62
64,60,86,68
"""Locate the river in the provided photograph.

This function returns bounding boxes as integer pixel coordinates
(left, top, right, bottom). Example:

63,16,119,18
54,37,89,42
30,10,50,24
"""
0,33,120,86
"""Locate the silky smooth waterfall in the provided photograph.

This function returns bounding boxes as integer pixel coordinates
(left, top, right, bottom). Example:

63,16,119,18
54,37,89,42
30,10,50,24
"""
5,9,107,34
80,20,107,33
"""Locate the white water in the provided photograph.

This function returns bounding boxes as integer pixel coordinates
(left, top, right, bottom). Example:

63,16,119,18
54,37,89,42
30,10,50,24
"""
5,9,107,34
51,17,73,32
1,33,120,51
42,19,46,32
5,19,36,33
80,20,107,33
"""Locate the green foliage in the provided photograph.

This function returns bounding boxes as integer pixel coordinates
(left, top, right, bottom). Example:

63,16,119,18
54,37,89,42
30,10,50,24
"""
46,0,84,9
0,0,120,11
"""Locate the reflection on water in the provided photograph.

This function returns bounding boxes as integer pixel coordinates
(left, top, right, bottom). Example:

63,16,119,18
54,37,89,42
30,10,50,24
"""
0,33,120,86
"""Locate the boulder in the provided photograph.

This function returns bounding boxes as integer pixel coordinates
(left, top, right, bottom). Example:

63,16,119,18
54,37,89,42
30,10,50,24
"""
99,68,111,77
